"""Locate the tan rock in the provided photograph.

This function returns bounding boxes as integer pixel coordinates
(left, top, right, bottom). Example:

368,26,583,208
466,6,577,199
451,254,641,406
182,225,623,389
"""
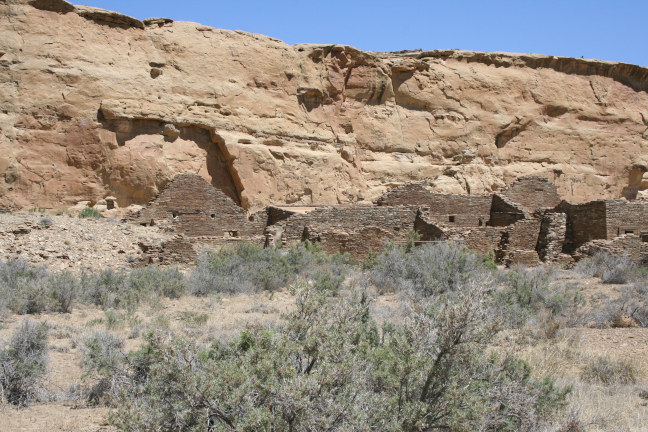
1,0,647,212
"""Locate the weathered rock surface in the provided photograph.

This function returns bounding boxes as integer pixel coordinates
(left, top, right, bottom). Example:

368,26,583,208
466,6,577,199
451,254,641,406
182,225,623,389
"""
1,0,647,212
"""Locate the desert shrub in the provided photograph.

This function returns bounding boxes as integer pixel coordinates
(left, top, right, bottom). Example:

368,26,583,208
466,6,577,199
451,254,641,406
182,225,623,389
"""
101,280,567,431
0,319,49,406
579,282,648,328
369,241,493,296
78,207,101,219
80,269,132,311
0,259,51,314
81,331,128,405
627,282,648,327
189,242,349,296
574,251,634,284
602,265,633,284
0,260,82,314
81,266,187,312
128,266,187,300
178,311,209,327
580,354,637,385
495,265,582,330
38,216,53,227
48,270,78,313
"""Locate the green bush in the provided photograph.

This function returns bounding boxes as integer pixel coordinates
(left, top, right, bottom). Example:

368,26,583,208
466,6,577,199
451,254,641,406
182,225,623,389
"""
129,266,187,300
91,280,568,431
0,260,80,314
0,319,49,406
78,207,101,219
81,266,187,312
584,282,648,328
81,331,127,405
80,269,131,311
574,251,634,284
38,216,53,227
189,242,349,295
0,259,52,314
495,265,582,329
369,241,493,295
48,271,78,313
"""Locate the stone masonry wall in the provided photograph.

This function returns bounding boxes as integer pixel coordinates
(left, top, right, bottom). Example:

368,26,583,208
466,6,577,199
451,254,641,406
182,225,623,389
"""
446,227,503,256
557,200,607,252
536,212,567,262
135,174,266,242
128,174,646,265
604,200,648,239
489,194,526,227
377,184,491,227
275,205,420,246
575,234,648,264
500,176,562,211
311,226,397,260
500,219,542,265
414,213,446,241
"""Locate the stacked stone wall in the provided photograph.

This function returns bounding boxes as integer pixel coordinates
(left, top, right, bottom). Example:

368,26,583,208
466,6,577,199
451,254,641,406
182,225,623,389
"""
501,219,542,265
279,205,420,245
313,227,396,260
136,236,197,266
604,200,648,239
135,174,265,242
446,227,503,256
500,176,562,211
462,228,503,256
575,234,648,264
377,184,491,227
128,174,647,265
489,194,526,227
414,213,446,241
536,212,567,262
558,201,607,252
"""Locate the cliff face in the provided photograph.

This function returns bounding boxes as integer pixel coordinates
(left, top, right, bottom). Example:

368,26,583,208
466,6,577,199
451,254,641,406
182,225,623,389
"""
1,0,647,211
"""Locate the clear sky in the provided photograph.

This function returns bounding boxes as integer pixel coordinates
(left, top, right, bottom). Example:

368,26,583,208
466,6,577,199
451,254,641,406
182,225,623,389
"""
76,0,647,66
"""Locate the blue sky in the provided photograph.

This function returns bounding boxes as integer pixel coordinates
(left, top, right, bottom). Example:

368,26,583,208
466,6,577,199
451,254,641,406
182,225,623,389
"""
76,1,646,66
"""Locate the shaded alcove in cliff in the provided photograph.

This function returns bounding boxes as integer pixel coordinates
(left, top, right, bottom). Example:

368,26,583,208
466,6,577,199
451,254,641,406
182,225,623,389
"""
98,117,240,206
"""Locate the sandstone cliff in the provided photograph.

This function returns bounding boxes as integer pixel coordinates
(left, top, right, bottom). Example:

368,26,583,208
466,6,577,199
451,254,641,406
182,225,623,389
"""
1,0,647,212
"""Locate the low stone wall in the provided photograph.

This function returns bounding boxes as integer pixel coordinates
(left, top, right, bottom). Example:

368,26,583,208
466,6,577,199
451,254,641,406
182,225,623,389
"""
311,226,397,260
458,227,503,257
136,236,197,266
574,234,648,264
489,194,526,227
557,200,607,252
126,174,647,265
277,205,420,244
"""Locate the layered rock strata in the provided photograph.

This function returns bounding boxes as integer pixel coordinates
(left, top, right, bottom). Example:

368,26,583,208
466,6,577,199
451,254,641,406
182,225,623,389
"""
1,0,648,212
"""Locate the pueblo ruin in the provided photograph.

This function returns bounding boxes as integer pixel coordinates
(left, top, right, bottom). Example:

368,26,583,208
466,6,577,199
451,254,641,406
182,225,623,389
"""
132,173,648,265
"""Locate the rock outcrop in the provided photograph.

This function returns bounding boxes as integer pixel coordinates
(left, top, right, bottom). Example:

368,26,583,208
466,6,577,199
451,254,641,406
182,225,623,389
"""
1,0,648,212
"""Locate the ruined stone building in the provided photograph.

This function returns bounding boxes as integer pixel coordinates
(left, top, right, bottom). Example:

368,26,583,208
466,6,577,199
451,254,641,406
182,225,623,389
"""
132,174,648,265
